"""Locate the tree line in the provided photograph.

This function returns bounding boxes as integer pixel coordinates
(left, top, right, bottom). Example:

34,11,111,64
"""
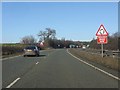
20,28,119,50
89,32,120,50
20,28,85,49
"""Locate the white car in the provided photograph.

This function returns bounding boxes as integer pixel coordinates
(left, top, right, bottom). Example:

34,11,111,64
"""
82,46,86,49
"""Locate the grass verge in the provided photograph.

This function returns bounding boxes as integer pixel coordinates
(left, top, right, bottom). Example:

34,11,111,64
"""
2,52,23,58
68,48,119,71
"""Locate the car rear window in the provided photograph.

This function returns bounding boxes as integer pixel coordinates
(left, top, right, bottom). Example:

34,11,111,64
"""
25,46,36,50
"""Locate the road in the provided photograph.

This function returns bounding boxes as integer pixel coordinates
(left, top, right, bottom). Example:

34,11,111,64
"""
2,49,118,88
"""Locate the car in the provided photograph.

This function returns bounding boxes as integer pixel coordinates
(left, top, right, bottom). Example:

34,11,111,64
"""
82,46,86,50
23,45,40,57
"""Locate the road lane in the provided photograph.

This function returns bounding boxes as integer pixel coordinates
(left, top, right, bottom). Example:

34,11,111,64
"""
2,49,56,88
6,49,118,88
72,48,119,77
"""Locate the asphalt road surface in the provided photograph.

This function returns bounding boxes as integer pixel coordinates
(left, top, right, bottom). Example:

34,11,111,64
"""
2,49,118,88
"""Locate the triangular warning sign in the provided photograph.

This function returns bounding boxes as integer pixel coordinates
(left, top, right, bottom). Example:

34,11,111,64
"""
96,24,108,36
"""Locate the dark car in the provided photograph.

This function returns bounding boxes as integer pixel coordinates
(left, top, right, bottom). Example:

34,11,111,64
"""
23,45,40,57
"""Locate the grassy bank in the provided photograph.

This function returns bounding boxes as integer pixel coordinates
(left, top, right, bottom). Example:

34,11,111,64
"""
68,48,119,71
1,44,30,58
1,43,52,58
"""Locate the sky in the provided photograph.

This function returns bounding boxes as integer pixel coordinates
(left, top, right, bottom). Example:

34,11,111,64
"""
2,2,118,43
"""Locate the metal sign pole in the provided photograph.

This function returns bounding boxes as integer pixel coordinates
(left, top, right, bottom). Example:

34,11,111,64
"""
101,43,103,57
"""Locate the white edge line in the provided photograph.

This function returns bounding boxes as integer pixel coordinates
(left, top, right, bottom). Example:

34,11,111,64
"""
6,78,20,88
1,55,22,61
67,49,120,81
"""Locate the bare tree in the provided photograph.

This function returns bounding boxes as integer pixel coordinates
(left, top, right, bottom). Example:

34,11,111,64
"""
38,28,56,41
112,32,120,38
46,28,56,39
20,35,36,44
38,28,56,47
38,31,47,42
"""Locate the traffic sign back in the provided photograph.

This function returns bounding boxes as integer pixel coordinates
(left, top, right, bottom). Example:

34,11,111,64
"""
96,24,108,36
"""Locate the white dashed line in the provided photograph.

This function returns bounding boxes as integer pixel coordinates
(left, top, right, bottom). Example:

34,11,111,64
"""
67,49,120,81
36,62,39,65
6,78,20,88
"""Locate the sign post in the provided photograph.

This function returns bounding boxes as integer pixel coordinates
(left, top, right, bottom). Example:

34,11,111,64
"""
101,43,103,57
96,24,108,57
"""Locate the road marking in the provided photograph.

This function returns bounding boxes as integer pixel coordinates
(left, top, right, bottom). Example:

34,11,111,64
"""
36,62,39,64
6,78,20,88
67,49,120,81
1,55,22,61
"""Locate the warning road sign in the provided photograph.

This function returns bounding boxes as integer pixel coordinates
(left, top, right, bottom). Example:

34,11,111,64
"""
96,24,108,57
96,24,108,36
